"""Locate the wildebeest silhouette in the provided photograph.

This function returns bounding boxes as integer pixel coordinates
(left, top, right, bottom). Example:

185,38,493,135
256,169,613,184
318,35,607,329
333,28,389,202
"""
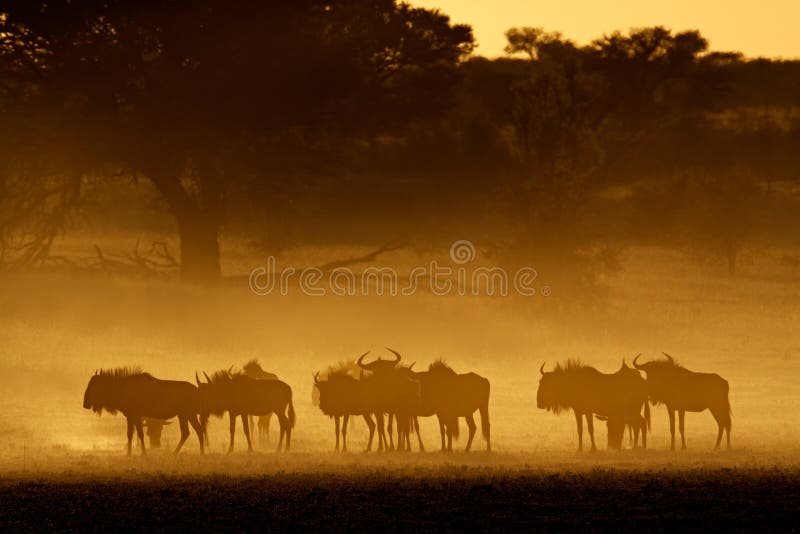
82,367,204,456
357,349,421,452
425,360,491,452
197,370,295,452
633,353,731,450
313,359,377,452
141,417,171,449
537,359,649,452
242,359,278,444
612,360,650,448
595,359,649,452
389,353,471,452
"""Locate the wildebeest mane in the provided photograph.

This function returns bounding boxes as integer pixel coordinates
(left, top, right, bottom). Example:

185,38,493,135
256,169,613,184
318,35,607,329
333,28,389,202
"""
98,366,149,378
428,360,456,374
551,359,586,375
323,360,360,380
243,359,266,375
209,369,244,383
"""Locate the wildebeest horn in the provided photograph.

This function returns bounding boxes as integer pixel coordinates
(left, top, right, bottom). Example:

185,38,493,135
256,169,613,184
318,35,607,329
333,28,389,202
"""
540,362,546,376
385,347,402,364
662,352,674,362
94,369,98,376
356,351,371,368
195,372,201,387
228,365,234,374
632,354,643,369
203,371,211,383
408,362,416,371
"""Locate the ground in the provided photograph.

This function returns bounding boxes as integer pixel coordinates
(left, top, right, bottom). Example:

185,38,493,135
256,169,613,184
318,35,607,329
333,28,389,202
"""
1,453,799,530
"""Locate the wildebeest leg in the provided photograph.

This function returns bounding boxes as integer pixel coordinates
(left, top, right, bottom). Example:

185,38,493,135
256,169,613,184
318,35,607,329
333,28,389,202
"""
342,414,350,452
586,413,596,452
667,407,676,451
398,415,407,451
276,411,288,452
248,415,255,444
363,414,376,452
437,414,446,452
228,413,236,453
640,416,647,449
479,404,491,452
200,414,210,447
135,419,146,456
126,417,135,457
242,415,254,452
396,414,403,451
446,421,453,452
174,416,190,455
678,410,686,450
414,416,425,452
375,413,386,452
259,414,272,444
188,415,205,454
387,413,395,451
710,407,727,450
464,414,477,452
574,411,584,452
334,415,341,452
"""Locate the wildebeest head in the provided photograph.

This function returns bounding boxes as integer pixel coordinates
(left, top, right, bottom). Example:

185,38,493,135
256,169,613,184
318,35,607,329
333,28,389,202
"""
243,359,278,380
313,369,361,415
83,372,102,413
632,353,678,374
83,368,145,415
536,361,580,413
142,418,172,448
357,349,401,374
195,370,232,417
312,360,361,406
595,414,626,450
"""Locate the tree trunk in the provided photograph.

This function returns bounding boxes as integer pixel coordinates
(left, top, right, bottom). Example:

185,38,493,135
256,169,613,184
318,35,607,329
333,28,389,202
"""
176,210,221,283
142,161,223,284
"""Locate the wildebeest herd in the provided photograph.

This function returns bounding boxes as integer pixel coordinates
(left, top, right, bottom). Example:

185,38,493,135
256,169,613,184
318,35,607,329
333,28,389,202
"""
82,350,731,455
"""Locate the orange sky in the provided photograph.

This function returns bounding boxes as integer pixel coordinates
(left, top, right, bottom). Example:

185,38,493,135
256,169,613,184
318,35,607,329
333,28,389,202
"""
411,0,800,59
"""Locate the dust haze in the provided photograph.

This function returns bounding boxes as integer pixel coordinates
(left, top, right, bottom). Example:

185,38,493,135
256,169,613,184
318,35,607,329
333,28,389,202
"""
1,242,798,467
1,1,800,528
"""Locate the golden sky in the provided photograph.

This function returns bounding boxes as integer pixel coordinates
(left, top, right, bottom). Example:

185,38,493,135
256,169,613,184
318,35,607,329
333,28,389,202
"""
412,0,800,59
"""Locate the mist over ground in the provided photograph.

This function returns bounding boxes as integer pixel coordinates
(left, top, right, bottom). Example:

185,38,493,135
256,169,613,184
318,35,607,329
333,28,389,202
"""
1,243,797,463
1,1,800,529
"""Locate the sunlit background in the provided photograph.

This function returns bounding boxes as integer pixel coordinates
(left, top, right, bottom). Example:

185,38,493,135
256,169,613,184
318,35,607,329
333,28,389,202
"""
413,0,800,58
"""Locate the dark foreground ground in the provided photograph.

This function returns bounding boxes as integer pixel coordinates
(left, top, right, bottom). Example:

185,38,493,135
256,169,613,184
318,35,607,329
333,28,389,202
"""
1,468,799,531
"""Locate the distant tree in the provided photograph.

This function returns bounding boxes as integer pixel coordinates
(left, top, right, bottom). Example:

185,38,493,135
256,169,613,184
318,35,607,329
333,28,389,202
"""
495,26,719,295
0,1,473,281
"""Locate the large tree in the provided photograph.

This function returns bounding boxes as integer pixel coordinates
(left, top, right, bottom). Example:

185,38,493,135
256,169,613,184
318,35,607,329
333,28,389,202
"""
0,1,473,281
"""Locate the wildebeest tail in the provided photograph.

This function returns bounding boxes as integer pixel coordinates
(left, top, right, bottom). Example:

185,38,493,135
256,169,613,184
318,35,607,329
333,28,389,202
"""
287,398,296,429
480,403,490,441
722,381,732,428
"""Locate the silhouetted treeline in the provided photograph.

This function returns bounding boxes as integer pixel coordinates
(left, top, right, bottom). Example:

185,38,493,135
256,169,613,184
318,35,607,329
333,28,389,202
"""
1,3,798,284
